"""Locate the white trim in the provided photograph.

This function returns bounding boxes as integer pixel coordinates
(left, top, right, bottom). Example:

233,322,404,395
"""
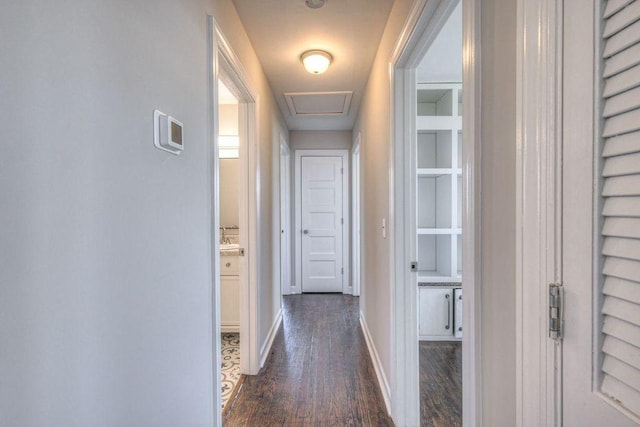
210,17,261,403
221,322,240,333
280,136,293,296
388,0,481,425
259,309,283,368
206,17,221,427
294,149,350,294
461,0,483,425
514,0,563,426
352,134,361,297
360,311,392,414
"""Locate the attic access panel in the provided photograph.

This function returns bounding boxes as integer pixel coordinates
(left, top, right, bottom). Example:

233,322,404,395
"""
284,91,353,116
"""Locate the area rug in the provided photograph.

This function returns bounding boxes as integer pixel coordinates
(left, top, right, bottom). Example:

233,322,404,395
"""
221,333,241,409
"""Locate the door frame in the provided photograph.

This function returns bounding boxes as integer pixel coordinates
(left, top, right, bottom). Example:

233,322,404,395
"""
352,134,362,297
280,135,292,295
388,0,481,425
514,0,563,425
294,149,350,294
208,17,261,426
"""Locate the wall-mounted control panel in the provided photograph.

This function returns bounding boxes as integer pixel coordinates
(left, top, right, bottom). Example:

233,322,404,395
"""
154,110,184,155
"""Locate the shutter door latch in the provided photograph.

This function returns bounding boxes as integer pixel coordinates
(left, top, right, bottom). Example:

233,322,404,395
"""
549,283,564,341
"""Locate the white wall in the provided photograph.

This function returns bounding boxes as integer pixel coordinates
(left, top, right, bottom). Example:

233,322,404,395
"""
219,159,240,227
354,0,517,425
0,0,287,425
479,0,517,424
290,130,353,150
417,2,462,83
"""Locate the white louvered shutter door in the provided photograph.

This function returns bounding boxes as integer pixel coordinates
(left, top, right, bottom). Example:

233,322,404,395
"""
600,0,640,417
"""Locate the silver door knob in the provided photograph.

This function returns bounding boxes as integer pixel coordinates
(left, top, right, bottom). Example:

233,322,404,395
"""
303,229,309,234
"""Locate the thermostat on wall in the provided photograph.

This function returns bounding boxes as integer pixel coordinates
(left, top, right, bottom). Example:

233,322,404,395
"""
154,110,184,155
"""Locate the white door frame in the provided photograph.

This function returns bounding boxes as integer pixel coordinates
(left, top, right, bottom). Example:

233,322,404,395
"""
388,0,481,425
352,134,361,297
294,149,350,294
514,0,562,425
280,136,292,295
208,17,261,426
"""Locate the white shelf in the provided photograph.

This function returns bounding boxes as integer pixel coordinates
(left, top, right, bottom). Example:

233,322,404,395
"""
417,116,462,131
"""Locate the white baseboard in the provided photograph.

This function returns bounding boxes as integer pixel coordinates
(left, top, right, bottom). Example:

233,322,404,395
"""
259,308,283,368
221,322,240,333
360,311,392,415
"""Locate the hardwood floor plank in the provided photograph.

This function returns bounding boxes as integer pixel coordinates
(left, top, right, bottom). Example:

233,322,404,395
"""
419,341,462,427
223,294,394,426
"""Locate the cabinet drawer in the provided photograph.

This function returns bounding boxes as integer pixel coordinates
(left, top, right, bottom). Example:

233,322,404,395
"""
220,256,240,276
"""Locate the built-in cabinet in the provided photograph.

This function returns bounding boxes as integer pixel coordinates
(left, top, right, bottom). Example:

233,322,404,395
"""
416,83,463,341
220,255,240,333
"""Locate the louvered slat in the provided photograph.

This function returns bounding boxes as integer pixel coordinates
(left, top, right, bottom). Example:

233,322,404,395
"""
604,42,640,77
603,196,640,217
604,19,640,57
603,356,640,393
602,131,640,156
602,151,640,175
602,174,640,196
603,1,640,37
600,2,640,417
603,86,640,117
603,277,640,304
603,63,640,97
603,237,640,261
603,316,640,349
606,0,635,18
603,297,640,326
603,218,640,239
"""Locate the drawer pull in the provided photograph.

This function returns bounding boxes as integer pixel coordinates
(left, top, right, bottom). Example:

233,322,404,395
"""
225,262,231,268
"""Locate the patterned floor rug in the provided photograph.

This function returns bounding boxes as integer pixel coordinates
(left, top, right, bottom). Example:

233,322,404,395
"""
221,333,241,409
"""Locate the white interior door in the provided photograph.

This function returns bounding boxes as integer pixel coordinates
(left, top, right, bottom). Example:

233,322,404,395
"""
561,1,639,424
300,155,344,293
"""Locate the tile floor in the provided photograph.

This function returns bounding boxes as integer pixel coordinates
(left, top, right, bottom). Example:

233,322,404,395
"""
221,333,240,409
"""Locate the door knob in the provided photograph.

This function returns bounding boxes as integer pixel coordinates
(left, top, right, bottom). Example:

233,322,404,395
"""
303,229,309,234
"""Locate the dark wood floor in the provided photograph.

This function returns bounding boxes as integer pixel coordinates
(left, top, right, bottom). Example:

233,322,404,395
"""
419,341,462,427
223,294,394,426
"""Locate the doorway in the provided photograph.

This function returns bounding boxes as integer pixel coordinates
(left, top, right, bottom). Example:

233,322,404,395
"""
209,18,260,424
294,149,350,294
352,134,361,297
280,136,292,296
389,0,480,425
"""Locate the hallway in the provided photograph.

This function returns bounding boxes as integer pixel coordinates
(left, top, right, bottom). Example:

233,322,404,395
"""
223,295,394,426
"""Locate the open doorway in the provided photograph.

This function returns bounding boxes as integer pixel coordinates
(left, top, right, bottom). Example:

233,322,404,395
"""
217,79,242,411
389,0,480,425
209,19,261,423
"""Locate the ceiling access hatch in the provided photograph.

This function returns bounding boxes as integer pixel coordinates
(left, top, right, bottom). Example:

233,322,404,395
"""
284,91,353,116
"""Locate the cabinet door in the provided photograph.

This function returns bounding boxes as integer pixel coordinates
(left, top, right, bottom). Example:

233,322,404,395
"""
419,288,454,337
454,288,463,338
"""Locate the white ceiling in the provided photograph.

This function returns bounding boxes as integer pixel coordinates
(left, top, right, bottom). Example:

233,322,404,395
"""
232,0,394,131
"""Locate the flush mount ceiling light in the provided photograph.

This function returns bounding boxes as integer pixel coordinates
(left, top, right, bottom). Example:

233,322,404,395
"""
305,0,326,9
301,50,333,75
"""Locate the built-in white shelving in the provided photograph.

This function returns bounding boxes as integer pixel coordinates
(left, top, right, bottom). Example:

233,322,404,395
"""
416,83,462,284
416,83,463,341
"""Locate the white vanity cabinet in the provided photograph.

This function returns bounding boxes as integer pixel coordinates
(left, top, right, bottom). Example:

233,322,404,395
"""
419,286,462,341
220,256,240,333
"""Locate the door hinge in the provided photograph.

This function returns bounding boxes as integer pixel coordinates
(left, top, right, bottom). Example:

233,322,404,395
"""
410,261,418,272
341,167,344,174
341,218,344,225
341,267,344,275
549,283,564,341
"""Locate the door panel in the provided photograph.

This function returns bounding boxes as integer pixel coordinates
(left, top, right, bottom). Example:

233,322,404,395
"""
562,0,639,424
301,156,343,292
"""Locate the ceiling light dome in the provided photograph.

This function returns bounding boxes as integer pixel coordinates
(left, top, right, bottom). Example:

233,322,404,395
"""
301,50,333,75
305,0,327,9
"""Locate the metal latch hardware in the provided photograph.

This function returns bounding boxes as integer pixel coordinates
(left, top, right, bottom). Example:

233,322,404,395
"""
549,283,563,340
410,262,418,272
